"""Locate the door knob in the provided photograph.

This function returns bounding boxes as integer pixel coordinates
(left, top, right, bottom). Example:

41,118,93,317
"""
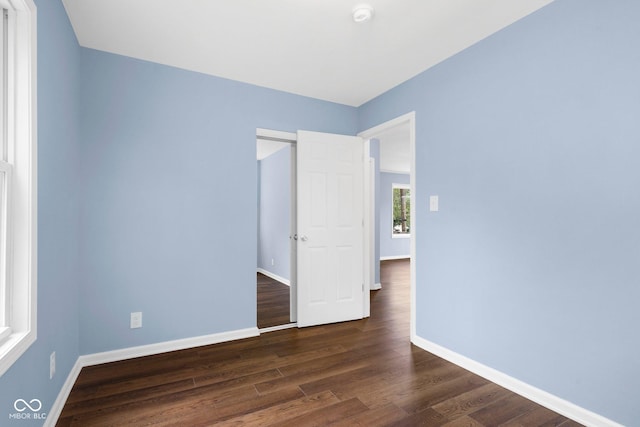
301,235,308,242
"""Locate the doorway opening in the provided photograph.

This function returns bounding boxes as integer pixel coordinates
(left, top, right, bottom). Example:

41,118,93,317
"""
256,128,368,331
257,131,297,332
359,112,416,340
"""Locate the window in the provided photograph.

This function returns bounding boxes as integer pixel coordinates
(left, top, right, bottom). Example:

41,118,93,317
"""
0,0,37,377
392,184,410,237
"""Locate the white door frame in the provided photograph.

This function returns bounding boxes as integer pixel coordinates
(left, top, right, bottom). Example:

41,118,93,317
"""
357,111,417,341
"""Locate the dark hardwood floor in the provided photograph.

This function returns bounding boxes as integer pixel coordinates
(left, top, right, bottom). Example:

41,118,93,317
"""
57,260,582,426
257,273,291,329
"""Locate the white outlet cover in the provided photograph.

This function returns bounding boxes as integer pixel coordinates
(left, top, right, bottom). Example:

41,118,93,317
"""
130,312,142,329
50,351,56,379
430,195,439,212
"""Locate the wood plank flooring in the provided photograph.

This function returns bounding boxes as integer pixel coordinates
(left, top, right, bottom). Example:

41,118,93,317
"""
257,273,291,329
57,260,582,426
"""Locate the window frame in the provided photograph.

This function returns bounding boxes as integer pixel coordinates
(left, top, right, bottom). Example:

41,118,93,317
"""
391,183,411,239
0,0,37,378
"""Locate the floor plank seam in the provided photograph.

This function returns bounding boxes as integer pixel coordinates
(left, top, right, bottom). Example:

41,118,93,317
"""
295,385,308,397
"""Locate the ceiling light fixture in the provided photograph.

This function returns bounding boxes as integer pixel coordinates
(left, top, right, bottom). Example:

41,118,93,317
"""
352,4,374,23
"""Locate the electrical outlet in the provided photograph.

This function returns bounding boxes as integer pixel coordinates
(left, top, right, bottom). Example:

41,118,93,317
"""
50,351,56,379
130,312,142,329
429,195,439,212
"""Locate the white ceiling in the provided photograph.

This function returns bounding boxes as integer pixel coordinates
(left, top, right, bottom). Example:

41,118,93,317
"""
62,0,554,107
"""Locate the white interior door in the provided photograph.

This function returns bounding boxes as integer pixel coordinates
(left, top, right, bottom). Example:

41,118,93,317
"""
296,130,365,327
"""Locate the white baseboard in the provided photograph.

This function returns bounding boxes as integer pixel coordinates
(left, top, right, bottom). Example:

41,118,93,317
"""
44,358,84,427
257,268,290,286
46,327,259,426
411,335,622,427
371,282,382,290
380,255,410,261
80,327,260,367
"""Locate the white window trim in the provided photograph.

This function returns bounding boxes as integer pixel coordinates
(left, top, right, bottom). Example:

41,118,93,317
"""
391,183,410,239
0,0,37,377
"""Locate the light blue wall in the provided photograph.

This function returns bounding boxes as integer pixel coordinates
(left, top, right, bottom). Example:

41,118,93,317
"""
258,146,291,281
78,49,358,354
0,0,81,424
379,172,410,259
359,0,640,424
